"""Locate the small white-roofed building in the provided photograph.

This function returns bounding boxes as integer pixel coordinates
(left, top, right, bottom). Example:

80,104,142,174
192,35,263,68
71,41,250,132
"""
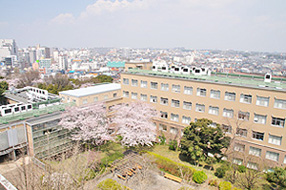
59,83,121,107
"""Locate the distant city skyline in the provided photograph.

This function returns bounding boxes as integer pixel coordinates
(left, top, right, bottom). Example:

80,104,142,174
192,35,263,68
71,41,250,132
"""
1,0,286,52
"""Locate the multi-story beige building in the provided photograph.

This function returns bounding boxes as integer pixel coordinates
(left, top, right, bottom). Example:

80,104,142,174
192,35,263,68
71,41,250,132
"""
59,83,122,108
121,68,286,168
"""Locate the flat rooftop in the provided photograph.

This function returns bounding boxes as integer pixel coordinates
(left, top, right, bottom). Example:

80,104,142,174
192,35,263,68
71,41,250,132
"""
59,83,121,98
125,69,286,92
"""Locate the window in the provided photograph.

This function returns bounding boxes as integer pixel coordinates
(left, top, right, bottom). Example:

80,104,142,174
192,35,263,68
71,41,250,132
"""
160,97,168,105
197,88,206,97
238,111,250,121
151,82,158,89
182,116,191,124
131,79,138,86
170,127,178,134
254,114,266,124
172,84,180,93
209,106,219,115
222,124,232,134
183,101,192,110
247,162,258,170
233,158,243,165
249,146,262,157
196,104,205,112
161,83,169,91
184,86,193,95
171,99,180,108
256,96,269,107
140,94,147,101
236,128,247,137
150,95,157,103
141,80,147,88
104,95,108,100
83,99,88,104
252,131,264,141
131,92,137,99
274,98,286,109
160,111,168,119
284,156,286,164
266,151,279,162
240,94,252,104
171,113,179,122
210,90,220,99
113,93,117,98
123,91,129,97
123,78,129,85
225,92,236,101
223,108,234,118
159,124,167,131
271,117,285,127
268,134,282,145
234,143,245,152
94,97,98,102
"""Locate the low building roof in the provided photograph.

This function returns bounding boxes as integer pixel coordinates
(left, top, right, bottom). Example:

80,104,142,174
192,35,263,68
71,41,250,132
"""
59,83,121,98
107,61,125,68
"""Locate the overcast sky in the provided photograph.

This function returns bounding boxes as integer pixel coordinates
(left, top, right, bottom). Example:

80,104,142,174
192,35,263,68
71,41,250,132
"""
0,0,286,52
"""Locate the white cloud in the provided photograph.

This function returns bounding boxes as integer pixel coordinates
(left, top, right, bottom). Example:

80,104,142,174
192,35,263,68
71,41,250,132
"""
50,13,75,24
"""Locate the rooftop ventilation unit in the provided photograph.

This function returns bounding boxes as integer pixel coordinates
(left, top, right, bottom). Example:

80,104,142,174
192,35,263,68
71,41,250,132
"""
264,73,272,83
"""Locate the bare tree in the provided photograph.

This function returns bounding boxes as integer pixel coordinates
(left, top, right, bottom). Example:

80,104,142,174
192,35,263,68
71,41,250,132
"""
18,70,40,88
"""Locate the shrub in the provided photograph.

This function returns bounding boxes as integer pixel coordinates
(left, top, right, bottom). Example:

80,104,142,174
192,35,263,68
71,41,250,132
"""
158,135,166,145
208,179,218,187
97,179,127,190
215,167,227,178
147,152,196,181
168,140,178,151
237,165,246,173
192,171,207,184
219,181,232,190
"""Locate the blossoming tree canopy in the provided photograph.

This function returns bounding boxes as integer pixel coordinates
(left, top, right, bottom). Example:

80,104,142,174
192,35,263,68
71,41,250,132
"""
59,102,113,145
112,101,158,147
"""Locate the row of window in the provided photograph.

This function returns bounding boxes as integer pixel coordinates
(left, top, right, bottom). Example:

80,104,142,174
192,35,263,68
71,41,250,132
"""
160,111,191,124
233,149,286,165
62,93,118,104
124,91,286,127
158,124,184,136
123,78,286,109
225,126,283,145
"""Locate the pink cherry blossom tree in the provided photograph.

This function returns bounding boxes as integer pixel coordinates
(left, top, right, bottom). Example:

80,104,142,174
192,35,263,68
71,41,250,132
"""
112,101,158,147
59,102,113,146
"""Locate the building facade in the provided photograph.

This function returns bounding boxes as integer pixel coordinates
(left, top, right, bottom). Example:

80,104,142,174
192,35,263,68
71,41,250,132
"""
121,68,286,167
59,83,122,107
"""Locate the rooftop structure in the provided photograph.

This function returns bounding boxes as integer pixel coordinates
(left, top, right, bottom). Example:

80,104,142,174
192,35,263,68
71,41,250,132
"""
107,61,125,68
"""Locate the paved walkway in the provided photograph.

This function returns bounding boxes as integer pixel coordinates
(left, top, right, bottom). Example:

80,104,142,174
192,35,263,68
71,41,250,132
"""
0,157,31,175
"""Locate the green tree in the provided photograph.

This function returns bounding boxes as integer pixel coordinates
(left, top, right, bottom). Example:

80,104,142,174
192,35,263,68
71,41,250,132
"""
95,75,113,83
180,119,230,164
0,81,8,96
266,167,286,189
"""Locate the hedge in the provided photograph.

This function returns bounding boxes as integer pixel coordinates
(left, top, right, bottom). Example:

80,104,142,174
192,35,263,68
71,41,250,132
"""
147,152,196,181
97,179,128,190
